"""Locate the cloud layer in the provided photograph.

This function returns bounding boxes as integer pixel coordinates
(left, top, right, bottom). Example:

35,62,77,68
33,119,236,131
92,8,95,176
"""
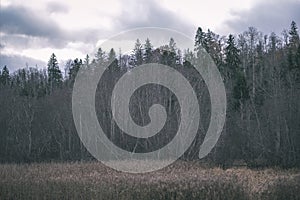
0,5,67,41
1,0,196,70
224,0,300,34
116,0,195,36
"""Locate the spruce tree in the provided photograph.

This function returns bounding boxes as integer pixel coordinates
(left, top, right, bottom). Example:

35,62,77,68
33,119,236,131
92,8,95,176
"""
144,38,153,63
95,48,106,64
225,34,241,79
108,48,116,63
194,27,207,52
133,39,143,66
47,53,62,91
289,21,300,46
288,21,300,70
0,66,10,86
69,58,82,82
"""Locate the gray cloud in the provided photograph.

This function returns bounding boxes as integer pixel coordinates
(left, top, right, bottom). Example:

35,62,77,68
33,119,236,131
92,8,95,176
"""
0,5,105,50
46,2,69,14
0,5,67,39
0,54,46,72
116,0,195,37
0,0,196,69
224,0,300,34
1,33,68,50
0,1,195,51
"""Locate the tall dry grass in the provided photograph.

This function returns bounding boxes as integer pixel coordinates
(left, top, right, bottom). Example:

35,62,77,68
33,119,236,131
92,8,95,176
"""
0,161,299,200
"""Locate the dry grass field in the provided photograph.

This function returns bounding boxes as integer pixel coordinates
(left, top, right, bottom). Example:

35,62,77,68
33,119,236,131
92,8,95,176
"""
0,161,299,200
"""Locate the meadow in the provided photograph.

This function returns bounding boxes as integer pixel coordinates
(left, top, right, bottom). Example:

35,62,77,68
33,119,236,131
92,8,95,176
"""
0,161,299,200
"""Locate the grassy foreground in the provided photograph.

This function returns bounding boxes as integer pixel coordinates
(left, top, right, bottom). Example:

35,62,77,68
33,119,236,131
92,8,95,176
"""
0,161,299,200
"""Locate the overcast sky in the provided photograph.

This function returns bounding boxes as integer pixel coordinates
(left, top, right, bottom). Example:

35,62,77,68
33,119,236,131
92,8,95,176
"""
0,0,299,71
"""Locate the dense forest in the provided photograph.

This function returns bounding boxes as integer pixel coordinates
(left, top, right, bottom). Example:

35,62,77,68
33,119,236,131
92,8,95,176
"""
0,21,299,168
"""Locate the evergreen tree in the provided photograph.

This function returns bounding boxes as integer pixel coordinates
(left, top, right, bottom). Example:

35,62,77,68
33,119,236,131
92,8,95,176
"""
95,48,106,64
1,65,10,86
47,53,62,91
169,38,176,53
108,48,118,72
195,27,207,52
288,21,300,70
108,48,116,63
133,39,143,66
144,38,153,63
69,58,82,82
84,54,90,67
167,38,177,66
289,21,300,46
225,34,241,79
220,35,243,167
225,35,249,109
206,29,223,66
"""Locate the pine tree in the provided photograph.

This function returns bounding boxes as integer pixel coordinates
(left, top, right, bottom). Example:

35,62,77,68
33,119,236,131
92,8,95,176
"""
195,27,207,52
108,48,118,72
225,34,241,79
95,48,106,64
133,39,143,66
221,35,244,166
0,66,10,86
288,21,300,70
225,35,249,109
144,38,153,63
108,48,116,63
167,38,177,66
84,54,90,67
169,38,176,53
289,21,300,46
47,53,62,91
69,58,82,82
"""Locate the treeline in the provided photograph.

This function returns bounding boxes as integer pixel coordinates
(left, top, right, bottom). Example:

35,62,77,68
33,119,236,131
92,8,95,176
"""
0,21,299,168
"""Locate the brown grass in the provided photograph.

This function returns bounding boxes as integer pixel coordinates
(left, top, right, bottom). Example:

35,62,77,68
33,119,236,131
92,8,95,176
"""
0,161,299,200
